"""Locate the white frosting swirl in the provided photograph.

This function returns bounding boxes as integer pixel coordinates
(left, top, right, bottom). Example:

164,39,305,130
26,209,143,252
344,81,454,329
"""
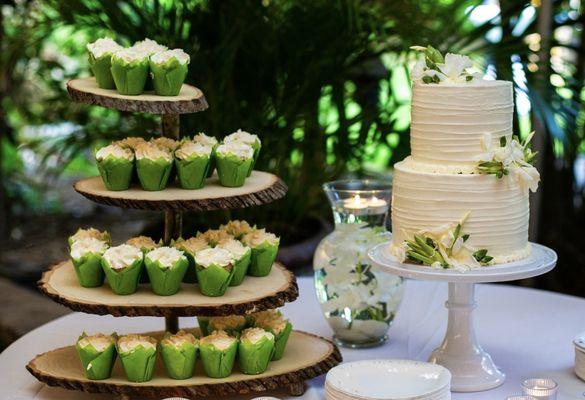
174,237,209,255
87,38,122,58
146,246,184,269
135,143,173,161
126,236,159,251
112,48,147,64
78,333,115,352
217,238,249,259
175,141,212,160
192,133,218,147
70,238,108,260
224,129,259,146
131,38,167,56
102,244,142,270
216,142,253,159
209,315,246,331
150,49,190,65
117,334,157,353
242,229,279,247
95,144,134,161
194,247,233,268
161,330,198,347
241,327,274,344
114,137,147,150
70,228,108,244
151,137,178,151
200,330,236,350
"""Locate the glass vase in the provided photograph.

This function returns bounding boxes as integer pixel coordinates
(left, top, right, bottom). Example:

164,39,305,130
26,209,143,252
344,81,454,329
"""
313,180,404,348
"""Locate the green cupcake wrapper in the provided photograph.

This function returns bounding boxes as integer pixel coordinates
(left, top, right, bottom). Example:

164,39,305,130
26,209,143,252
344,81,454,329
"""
145,256,189,296
161,341,198,379
196,264,234,297
76,337,117,380
271,321,292,361
150,59,188,96
136,157,173,191
72,253,105,288
118,345,157,382
175,155,210,189
238,336,275,375
199,341,238,378
216,154,253,188
97,156,134,191
89,54,116,89
181,251,198,283
206,146,218,178
229,249,251,287
247,142,261,177
110,58,149,95
101,257,143,295
248,242,279,277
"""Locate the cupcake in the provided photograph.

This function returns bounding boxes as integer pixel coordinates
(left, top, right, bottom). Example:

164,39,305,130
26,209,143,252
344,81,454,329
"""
252,310,292,361
135,142,173,191
68,227,111,248
144,246,189,296
117,334,157,382
87,38,122,89
70,238,108,288
238,327,275,375
207,315,247,337
114,136,147,150
199,330,238,378
101,244,144,295
149,49,190,96
219,220,254,240
95,144,135,191
172,236,210,283
193,133,219,177
223,129,261,176
174,141,213,189
215,142,254,187
130,38,168,91
198,229,234,247
194,247,235,297
160,330,198,380
110,48,150,95
76,333,117,380
217,238,251,286
241,229,280,277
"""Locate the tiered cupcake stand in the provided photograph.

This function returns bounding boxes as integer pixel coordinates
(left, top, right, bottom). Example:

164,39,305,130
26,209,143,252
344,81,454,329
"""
26,77,342,399
369,242,557,393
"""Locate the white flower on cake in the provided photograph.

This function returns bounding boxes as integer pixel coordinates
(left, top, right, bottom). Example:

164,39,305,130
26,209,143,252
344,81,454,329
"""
476,132,540,192
397,212,494,271
410,45,481,84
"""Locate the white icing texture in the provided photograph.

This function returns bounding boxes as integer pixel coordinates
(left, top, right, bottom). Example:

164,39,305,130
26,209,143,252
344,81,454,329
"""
216,142,254,159
175,141,212,160
200,330,236,350
135,142,173,162
150,49,190,65
194,247,233,268
390,158,530,262
112,48,148,64
410,81,513,167
241,327,274,344
224,129,259,146
70,238,108,260
131,38,167,55
217,238,249,258
146,246,184,269
96,144,134,161
87,38,122,58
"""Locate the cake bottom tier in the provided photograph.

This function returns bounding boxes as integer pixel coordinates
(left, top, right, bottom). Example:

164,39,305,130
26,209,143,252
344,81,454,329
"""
391,157,531,265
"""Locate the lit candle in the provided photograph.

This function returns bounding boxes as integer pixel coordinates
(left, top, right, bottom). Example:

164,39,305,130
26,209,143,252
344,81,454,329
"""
343,195,367,211
368,196,387,208
522,378,558,400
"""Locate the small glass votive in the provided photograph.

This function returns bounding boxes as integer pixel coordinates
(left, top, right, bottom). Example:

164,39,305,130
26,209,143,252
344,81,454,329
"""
522,378,558,400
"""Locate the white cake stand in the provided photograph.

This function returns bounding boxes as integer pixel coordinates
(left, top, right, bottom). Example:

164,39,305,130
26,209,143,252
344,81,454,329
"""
368,242,557,393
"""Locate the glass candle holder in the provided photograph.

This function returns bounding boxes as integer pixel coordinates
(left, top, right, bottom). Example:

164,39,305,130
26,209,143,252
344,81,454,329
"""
522,378,558,400
313,180,404,348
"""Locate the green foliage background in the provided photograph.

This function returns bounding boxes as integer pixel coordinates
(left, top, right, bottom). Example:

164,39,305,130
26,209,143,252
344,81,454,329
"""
2,0,584,283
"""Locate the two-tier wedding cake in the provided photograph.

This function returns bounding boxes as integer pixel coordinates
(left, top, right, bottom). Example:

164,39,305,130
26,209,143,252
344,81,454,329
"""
390,46,540,270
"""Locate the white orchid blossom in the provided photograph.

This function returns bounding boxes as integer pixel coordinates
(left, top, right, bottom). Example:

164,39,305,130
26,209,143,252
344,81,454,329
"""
409,46,480,84
438,53,473,83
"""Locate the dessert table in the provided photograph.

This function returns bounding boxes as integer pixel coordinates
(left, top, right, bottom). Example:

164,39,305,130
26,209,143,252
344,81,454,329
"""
3,277,585,400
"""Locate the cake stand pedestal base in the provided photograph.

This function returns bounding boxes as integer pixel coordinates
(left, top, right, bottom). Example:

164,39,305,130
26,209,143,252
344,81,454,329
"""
429,282,505,392
369,242,557,393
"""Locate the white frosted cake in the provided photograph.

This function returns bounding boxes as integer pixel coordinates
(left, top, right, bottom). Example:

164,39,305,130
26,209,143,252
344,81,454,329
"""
390,47,540,270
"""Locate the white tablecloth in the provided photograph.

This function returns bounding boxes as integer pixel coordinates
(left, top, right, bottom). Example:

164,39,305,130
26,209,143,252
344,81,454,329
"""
2,277,585,400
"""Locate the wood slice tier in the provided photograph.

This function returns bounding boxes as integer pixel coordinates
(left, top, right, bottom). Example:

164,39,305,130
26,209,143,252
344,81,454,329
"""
39,261,298,317
74,172,288,211
27,329,342,398
67,77,208,114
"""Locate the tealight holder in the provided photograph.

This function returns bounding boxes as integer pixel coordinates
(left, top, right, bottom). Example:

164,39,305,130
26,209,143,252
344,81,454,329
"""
313,179,405,348
521,378,558,400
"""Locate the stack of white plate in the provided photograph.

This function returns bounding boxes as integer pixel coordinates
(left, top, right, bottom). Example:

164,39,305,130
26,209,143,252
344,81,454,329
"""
574,332,585,381
325,360,451,400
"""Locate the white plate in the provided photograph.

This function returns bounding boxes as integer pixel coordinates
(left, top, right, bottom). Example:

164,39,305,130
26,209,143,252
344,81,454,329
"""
326,360,451,400
326,384,451,400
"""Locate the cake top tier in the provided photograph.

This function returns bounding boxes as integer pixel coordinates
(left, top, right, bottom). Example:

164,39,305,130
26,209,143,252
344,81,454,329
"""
410,79,514,171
